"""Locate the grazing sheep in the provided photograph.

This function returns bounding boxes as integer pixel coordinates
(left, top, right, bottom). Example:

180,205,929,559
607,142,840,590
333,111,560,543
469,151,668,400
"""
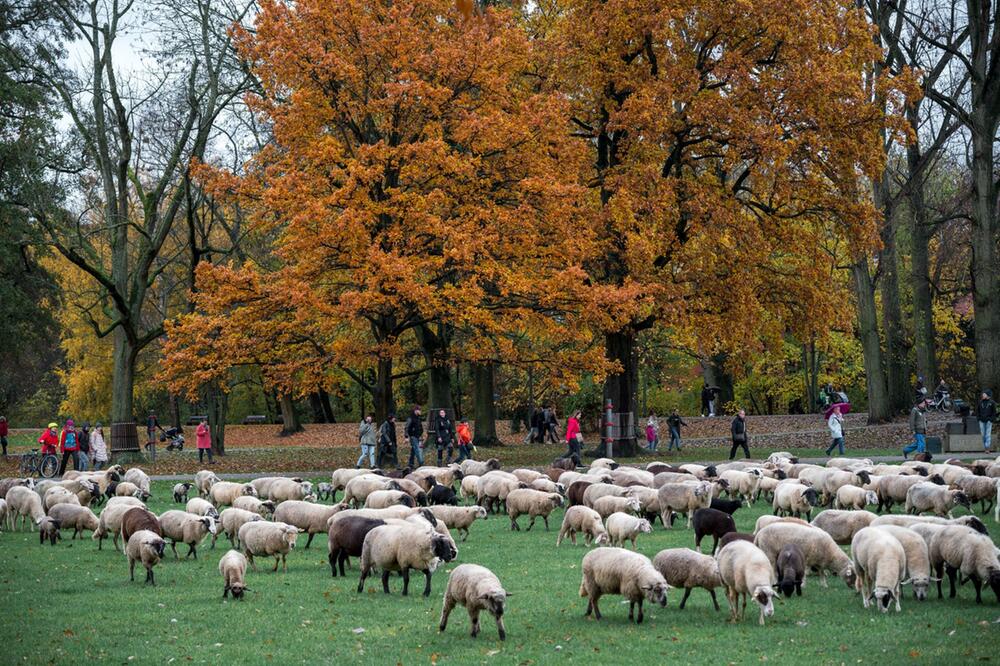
328,515,387,577
529,478,564,495
905,483,970,518
626,486,661,524
877,474,946,512
172,483,193,504
387,478,427,506
719,470,763,505
357,523,458,596
344,475,402,508
238,521,301,572
273,500,343,549
754,515,813,534
120,507,162,543
46,504,99,539
851,527,906,612
125,529,166,585
315,482,334,502
956,476,998,514
505,489,563,531
330,468,382,501
476,475,526,515
215,507,263,549
592,495,641,521
124,468,151,494
219,549,250,600
834,486,879,511
427,505,488,541
53,479,99,507
606,513,652,549
872,525,933,601
115,482,149,501
716,540,777,625
43,487,80,512
7,486,46,531
186,497,220,519
427,479,459,506
582,483,627,509
38,516,61,545
510,468,544,485
928,525,1000,603
679,464,717,479
657,482,713,528
459,475,481,502
870,513,988,534
158,510,217,559
439,564,509,640
755,522,856,588
248,476,291,497
460,459,501,477
93,501,143,550
209,482,258,508
772,484,820,520
810,510,878,545
195,470,221,498
717,532,756,551
231,496,275,518
557,506,610,547
776,543,805,597
365,490,417,510
692,508,736,553
652,548,722,610
412,466,464,489
268,478,315,504
579,547,669,623
710,498,743,515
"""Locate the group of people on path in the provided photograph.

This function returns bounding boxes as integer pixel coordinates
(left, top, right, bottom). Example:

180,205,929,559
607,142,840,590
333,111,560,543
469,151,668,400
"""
35,419,108,473
902,388,996,458
357,407,475,470
524,407,561,444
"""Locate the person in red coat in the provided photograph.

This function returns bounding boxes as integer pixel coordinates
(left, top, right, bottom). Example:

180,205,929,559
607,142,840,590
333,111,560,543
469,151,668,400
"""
0,416,8,458
38,423,59,456
58,418,81,475
564,410,582,464
196,418,213,464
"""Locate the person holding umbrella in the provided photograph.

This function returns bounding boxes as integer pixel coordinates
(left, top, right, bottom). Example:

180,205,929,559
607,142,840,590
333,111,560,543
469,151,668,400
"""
825,404,845,456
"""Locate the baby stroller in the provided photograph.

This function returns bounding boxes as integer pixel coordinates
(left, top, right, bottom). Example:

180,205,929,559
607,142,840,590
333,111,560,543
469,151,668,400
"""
158,425,185,451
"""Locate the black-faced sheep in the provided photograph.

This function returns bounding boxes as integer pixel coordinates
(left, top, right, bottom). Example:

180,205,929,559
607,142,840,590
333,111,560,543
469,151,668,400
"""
126,529,166,585
173,482,193,504
219,549,250,600
776,543,805,597
716,540,777,625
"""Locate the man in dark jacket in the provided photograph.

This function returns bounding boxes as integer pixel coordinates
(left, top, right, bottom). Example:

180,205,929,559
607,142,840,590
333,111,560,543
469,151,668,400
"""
543,407,559,443
377,414,398,469
435,409,456,465
524,408,543,444
903,398,928,459
978,389,996,453
729,409,749,460
667,410,687,451
405,406,424,467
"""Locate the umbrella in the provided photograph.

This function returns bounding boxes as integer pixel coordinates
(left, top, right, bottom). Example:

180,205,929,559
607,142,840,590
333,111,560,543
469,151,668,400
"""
824,402,851,419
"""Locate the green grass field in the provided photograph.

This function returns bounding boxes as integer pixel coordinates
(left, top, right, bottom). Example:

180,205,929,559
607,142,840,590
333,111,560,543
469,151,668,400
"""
2,478,998,665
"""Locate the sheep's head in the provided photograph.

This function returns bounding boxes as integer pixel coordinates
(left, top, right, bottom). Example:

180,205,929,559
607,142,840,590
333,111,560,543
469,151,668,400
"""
625,497,642,513
777,577,796,598
300,481,314,496
387,480,403,491
414,491,428,506
986,568,1000,603
242,485,258,498
417,508,437,525
431,534,458,562
753,585,775,617
399,495,416,508
960,516,988,535
202,517,218,535
480,589,509,619
643,580,669,607
802,488,819,507
927,473,945,485
703,465,718,478
260,501,276,516
841,563,857,588
593,532,610,546
207,506,220,519
748,469,763,478
283,527,300,549
715,478,731,491
229,582,248,600
486,459,501,471
148,536,166,559
473,506,488,520
856,471,872,485
550,494,565,508
952,491,971,509
869,586,894,612
638,520,652,534
865,491,879,506
908,576,930,601
774,470,788,480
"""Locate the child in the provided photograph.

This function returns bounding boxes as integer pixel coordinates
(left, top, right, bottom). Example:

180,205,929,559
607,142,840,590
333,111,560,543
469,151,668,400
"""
38,422,59,455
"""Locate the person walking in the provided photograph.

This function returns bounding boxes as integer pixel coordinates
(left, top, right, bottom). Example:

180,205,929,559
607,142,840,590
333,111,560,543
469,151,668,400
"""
729,409,750,460
903,398,928,459
377,413,398,469
977,389,996,453
38,422,59,456
146,411,158,452
700,386,713,417
825,405,845,456
666,410,687,451
0,416,7,458
77,422,91,471
357,414,377,469
196,418,214,464
435,409,456,465
543,406,560,443
524,408,542,444
90,423,108,470
58,418,81,475
456,418,473,463
564,410,583,464
405,406,425,468
645,413,659,451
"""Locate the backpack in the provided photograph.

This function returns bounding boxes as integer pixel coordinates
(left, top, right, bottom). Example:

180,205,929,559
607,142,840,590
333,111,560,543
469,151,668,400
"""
64,431,78,450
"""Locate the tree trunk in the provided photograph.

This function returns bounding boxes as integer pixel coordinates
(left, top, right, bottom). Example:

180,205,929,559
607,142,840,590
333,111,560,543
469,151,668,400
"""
703,354,735,413
278,394,303,436
309,392,327,423
206,386,227,455
906,138,938,389
318,388,336,423
168,393,182,430
602,329,639,456
879,215,909,413
111,328,137,422
472,362,500,447
372,358,394,423
416,324,454,415
851,258,892,423
969,120,1000,392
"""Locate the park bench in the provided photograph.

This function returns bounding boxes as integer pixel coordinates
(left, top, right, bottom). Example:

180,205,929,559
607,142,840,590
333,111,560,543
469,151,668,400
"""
242,415,268,425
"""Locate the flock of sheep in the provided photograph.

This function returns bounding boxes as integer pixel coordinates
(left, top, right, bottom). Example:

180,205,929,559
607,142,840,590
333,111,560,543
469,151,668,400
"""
0,450,999,640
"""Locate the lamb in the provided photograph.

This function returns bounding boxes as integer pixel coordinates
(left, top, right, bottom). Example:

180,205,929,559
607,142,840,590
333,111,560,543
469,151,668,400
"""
158,510,218,559
715,540,777,625
956,476,998,514
754,522,856,588
776,543,805,597
439,564,510,640
605,512,652,549
343,475,402,507
657,481,713,528
93,501,143,550
459,458,501,477
43,487,80,512
877,474,945,512
905,482,970,518
592,495,641,520
652,548,722,610
810,510,878,545
210,482,258,507
928,525,1000,603
426,505,488,541
120,507,162,543
871,525,933,601
186,497,220,519
692,508,736,553
626,486,661,523
38,516,61,545
124,468,151,494
272,500,343,549
851,526,906,612
315,482,334,502
834,486,879,511
268,478,315,504
557,506,610,547
710,498,743,515
46,504,99,539
215,507,263,548
6,486,45,530
231,496,275,518
365,490,417,510
219,549,250,600
115,482,150,501
172,483,193,504
357,523,458,596
125,529,166,585
579,547,669,623
238,520,301,572
505,489,563,531
772,483,820,520
195,470,221,498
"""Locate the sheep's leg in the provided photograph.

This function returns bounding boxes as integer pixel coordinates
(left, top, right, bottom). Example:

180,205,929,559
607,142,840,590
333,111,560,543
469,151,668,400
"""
339,552,349,577
678,588,692,609
637,598,645,624
304,532,315,549
509,516,519,531
542,515,549,531
129,559,136,582
934,562,944,598
357,566,370,593
628,600,635,622
246,551,257,572
526,516,536,532
271,555,279,572
145,567,155,586
328,551,337,577
381,570,391,594
494,612,506,641
469,608,481,637
686,512,694,529
970,574,983,604
223,584,230,599
725,587,737,621
282,553,288,573
590,593,602,620
945,565,957,598
556,528,565,546
461,528,468,542
708,589,720,611
401,567,411,596
422,569,434,597
438,596,455,632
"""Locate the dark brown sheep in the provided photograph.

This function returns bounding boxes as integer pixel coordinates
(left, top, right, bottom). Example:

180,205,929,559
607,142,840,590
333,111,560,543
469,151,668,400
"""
776,543,805,597
327,516,387,577
716,531,755,552
692,508,736,553
120,507,162,543
567,481,593,507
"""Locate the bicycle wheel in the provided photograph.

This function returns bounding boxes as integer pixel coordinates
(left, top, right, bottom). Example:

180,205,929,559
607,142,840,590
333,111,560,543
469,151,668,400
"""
40,455,59,478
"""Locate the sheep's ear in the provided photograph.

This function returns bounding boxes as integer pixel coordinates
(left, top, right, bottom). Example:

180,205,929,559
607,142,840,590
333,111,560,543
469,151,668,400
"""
900,578,912,586
929,576,942,582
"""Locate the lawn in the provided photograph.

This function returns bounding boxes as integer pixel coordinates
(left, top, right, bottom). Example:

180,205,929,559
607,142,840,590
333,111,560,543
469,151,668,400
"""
2,477,998,665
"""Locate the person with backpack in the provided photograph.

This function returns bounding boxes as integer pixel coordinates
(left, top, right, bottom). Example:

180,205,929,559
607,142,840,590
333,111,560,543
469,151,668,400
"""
405,406,425,467
377,413,398,469
564,410,583,464
456,419,473,463
729,409,750,460
435,409,456,465
90,423,108,470
58,418,81,475
77,422,91,471
977,389,996,453
357,414,377,469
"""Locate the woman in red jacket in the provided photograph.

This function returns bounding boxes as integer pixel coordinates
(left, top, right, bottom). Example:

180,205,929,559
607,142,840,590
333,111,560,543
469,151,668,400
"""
564,410,582,464
196,418,213,464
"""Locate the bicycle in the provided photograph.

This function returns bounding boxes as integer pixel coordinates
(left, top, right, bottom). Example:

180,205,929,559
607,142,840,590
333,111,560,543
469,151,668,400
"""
927,392,952,412
19,448,60,478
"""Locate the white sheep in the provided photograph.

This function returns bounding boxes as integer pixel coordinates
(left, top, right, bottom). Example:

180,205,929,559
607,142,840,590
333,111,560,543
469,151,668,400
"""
716,540,777,625
172,482,193,504
219,549,250,600
344,475,401,507
905,482,970,518
215,507,264,548
475,475,525,514
210,482,258,508
46,504,99,539
592,495,641,521
657,481,712,528
834,486,879,511
459,475,481,501
124,468,151,494
6,486,45,530
125,529,166,585
158,510,218,559
505,489,563,531
439,564,509,640
582,483,627,508
754,515,813,534
268,478,315,503
605,512,652,549
426,505,488,541
872,524,933,601
195,470,221,498
956,476,998,514
248,476,289,497
557,505,610,547
272,500,343,549
231,496,275,518
511,468,544,484
529,478,564,495
115,481,149,500
43,486,80,512
186,497,220,519
459,458,502,477
331,468,380,501
589,458,618,470
365,490,417,510
876,474,942,512
755,522,857,588
579,547,669,623
772,483,821,520
851,526,906,612
928,525,1000,603
93,500,142,550
719,469,762,505
357,523,458,596
810,510,878,545
238,520,301,572
652,547,722,610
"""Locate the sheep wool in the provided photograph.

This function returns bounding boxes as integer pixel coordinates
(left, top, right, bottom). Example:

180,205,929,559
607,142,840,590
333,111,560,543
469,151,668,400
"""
716,540,777,625
651,548,722,611
439,564,510,640
579,547,668,623
928,525,1000,604
427,505,488,541
357,523,458,596
273,500,343,549
505,489,563,531
219,549,250,600
605,512,652,549
754,522,856,589
125,529,166,585
810,510,878,546
870,525,933,601
851,527,906,612
216,507,264,549
46,504,99,539
557,506,610,547
238,521,301,572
